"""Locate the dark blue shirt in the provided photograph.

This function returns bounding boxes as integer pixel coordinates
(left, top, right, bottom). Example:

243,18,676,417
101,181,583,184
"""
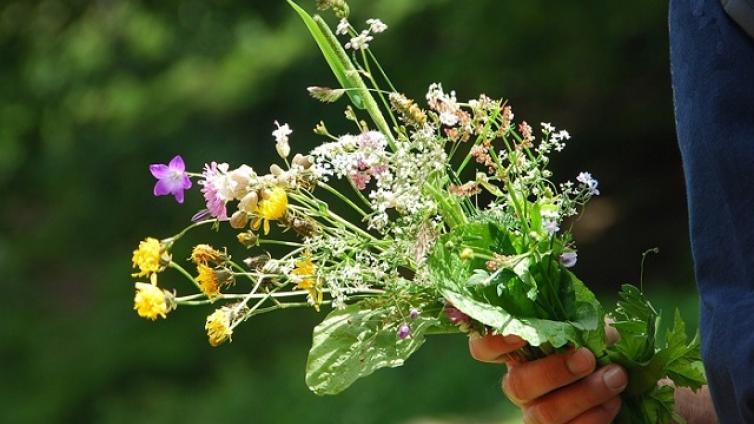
670,0,754,421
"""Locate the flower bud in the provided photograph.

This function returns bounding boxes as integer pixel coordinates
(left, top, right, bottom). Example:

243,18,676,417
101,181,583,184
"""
237,231,258,248
243,253,271,270
314,121,329,136
270,164,285,176
459,247,474,260
397,323,411,340
262,259,280,274
275,140,290,160
292,154,313,170
239,191,258,214
230,210,249,229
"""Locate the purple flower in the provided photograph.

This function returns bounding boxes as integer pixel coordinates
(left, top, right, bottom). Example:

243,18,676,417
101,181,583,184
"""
445,305,470,325
397,323,411,340
149,155,192,204
409,308,420,319
559,251,578,268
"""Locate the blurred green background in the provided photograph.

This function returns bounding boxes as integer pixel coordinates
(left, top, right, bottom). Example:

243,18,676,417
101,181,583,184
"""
0,0,699,423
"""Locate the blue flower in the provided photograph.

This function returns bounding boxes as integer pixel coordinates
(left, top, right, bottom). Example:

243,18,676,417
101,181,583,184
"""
559,251,578,268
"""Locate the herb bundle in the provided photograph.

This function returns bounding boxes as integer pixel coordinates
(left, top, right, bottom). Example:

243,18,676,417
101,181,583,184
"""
130,2,705,422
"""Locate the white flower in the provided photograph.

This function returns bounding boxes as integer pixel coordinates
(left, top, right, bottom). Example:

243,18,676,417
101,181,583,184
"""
345,30,373,50
366,18,387,33
541,122,555,133
273,121,292,159
553,130,571,141
440,111,459,127
336,18,350,36
425,83,460,121
543,219,560,235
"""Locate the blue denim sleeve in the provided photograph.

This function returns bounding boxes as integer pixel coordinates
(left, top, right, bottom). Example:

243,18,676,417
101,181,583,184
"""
670,0,754,422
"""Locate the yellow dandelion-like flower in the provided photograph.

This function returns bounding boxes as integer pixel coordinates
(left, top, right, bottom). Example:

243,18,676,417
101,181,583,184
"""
291,257,323,311
131,237,167,277
196,264,221,299
133,281,173,320
252,187,288,235
205,308,233,347
190,244,225,266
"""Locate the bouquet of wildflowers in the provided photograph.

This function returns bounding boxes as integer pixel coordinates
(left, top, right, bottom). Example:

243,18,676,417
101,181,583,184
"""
130,1,705,422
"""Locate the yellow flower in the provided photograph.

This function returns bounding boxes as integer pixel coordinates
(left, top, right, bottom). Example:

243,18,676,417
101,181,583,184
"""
132,237,168,277
190,244,225,266
252,187,288,235
291,257,323,311
133,281,173,320
196,264,221,299
205,308,233,347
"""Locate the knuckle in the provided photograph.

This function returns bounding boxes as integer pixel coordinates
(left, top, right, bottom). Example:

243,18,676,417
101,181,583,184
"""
525,401,558,424
502,372,525,404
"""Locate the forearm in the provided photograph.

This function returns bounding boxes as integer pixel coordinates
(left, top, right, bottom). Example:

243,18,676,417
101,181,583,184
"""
675,385,718,424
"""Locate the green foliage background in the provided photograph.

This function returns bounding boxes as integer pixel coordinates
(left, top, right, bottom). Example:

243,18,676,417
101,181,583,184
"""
0,1,699,422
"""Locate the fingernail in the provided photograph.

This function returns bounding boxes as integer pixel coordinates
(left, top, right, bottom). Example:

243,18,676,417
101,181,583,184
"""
566,348,594,375
603,366,628,391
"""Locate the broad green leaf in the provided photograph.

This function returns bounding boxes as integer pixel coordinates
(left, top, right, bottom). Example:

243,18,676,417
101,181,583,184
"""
305,302,438,395
442,289,577,348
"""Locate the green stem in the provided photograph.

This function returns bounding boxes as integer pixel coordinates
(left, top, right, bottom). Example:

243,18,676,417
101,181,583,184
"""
259,239,304,248
164,219,215,244
318,181,369,217
168,261,202,292
360,48,400,131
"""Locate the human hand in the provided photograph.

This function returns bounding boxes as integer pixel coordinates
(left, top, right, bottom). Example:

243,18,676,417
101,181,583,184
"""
469,333,628,424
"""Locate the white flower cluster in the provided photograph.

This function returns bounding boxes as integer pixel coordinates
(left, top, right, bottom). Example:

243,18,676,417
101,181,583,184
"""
367,128,444,231
310,128,443,233
335,17,388,51
426,83,462,126
537,122,571,155
311,131,390,189
298,234,394,309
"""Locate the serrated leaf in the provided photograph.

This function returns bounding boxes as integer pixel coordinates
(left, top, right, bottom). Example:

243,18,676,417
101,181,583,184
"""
305,302,438,395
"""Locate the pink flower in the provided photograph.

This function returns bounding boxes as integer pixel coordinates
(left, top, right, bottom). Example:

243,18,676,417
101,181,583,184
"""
445,305,470,325
351,172,371,190
149,155,192,204
198,162,228,220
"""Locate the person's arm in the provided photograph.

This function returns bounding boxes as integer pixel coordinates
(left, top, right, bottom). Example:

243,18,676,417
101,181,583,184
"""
469,334,718,424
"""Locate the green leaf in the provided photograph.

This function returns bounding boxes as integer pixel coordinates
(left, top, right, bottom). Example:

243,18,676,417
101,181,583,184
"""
287,1,396,149
609,284,658,365
661,310,706,391
442,289,578,348
305,302,438,395
287,1,364,109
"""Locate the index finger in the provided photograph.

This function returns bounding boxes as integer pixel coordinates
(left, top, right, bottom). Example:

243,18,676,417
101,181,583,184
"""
469,333,527,363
